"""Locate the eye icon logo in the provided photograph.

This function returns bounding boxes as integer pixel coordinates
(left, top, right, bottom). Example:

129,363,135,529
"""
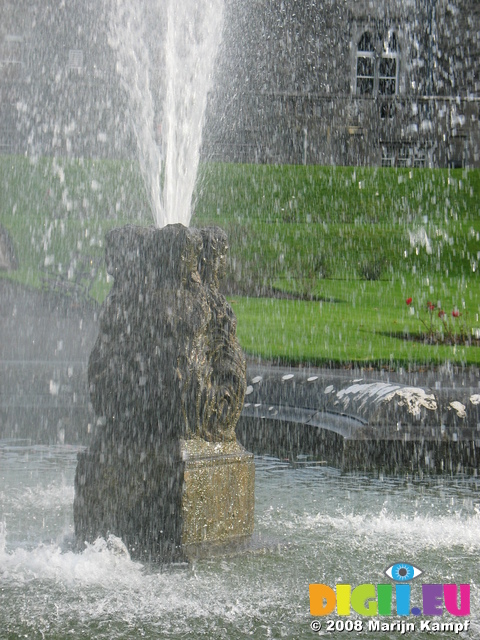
385,562,423,582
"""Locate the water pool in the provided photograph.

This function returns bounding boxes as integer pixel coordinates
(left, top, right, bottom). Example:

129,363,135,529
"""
1,442,478,639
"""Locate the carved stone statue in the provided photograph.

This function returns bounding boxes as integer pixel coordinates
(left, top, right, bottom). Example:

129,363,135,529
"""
73,224,253,562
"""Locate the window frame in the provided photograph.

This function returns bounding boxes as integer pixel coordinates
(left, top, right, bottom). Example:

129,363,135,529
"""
356,31,376,96
0,35,24,80
67,49,84,73
355,30,399,97
381,145,427,168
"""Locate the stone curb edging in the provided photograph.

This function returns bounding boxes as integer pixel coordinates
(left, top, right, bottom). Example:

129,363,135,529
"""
238,367,480,473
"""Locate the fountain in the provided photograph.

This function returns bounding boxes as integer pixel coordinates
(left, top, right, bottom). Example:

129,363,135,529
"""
74,224,254,561
109,0,223,228
69,0,255,561
1,0,480,637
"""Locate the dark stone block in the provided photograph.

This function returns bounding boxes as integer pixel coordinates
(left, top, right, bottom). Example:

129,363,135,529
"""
74,224,252,562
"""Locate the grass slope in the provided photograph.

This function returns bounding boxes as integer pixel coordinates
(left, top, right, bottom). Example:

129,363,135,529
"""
0,155,150,296
1,156,479,366
193,163,480,366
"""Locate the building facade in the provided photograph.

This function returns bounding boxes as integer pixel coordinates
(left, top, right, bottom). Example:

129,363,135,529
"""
205,0,480,167
1,0,479,167
0,1,131,158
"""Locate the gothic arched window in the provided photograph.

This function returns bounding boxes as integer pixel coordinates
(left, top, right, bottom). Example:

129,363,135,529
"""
379,30,398,95
356,30,399,96
356,32,376,95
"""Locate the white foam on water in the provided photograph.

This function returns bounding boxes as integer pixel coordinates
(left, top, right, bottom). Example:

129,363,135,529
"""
300,509,480,552
0,481,74,511
0,527,297,637
2,448,480,638
0,533,145,590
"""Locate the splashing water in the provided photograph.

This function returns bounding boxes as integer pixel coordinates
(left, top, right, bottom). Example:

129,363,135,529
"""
110,0,224,228
2,446,480,639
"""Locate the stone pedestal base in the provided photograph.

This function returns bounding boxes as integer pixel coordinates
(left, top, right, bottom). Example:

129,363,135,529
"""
181,438,255,557
74,435,255,562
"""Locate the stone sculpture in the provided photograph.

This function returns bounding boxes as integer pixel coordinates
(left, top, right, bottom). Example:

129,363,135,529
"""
74,224,254,561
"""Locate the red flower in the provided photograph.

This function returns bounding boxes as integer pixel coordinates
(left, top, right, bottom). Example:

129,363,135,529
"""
452,310,460,318
438,310,446,319
427,301,435,311
406,297,412,306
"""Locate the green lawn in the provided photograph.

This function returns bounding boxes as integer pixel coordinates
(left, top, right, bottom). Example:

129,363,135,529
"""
1,155,479,367
192,162,480,366
193,162,480,289
0,155,150,295
231,277,480,367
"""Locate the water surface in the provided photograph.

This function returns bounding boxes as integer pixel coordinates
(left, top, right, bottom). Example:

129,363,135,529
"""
1,442,478,639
